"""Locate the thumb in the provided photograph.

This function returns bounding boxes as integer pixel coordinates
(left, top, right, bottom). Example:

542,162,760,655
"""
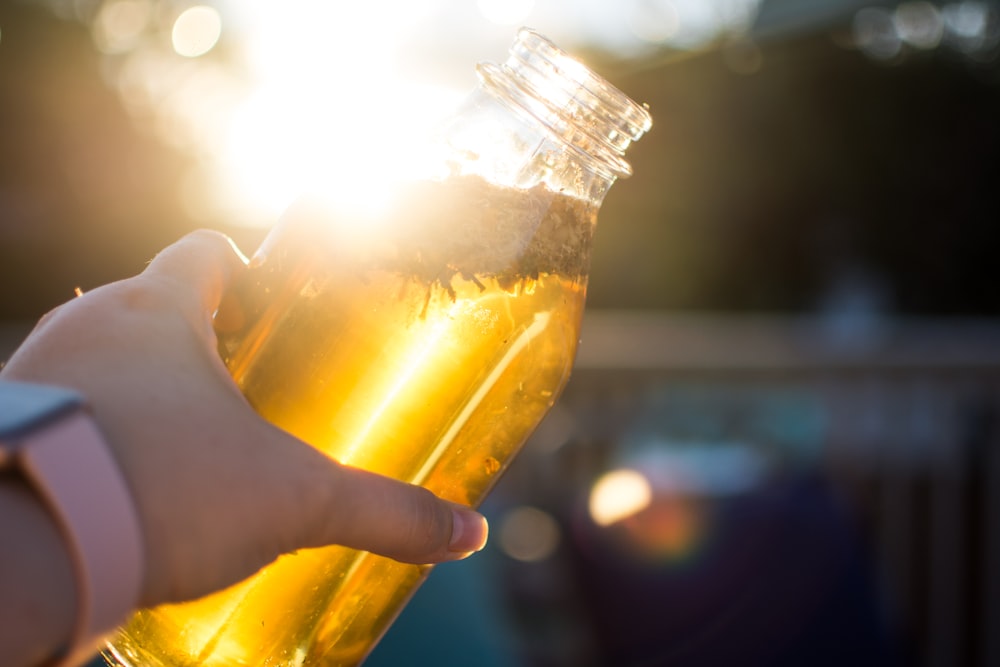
272,440,489,564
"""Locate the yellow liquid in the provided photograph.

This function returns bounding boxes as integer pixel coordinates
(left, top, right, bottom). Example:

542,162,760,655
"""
107,181,592,666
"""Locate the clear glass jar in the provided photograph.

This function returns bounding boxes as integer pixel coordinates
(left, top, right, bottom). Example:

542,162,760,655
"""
106,28,651,667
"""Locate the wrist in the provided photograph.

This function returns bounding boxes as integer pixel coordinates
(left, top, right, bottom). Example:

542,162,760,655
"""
0,479,77,667
0,380,145,666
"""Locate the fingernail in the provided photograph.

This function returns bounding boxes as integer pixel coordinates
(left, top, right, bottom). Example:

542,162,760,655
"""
449,508,488,554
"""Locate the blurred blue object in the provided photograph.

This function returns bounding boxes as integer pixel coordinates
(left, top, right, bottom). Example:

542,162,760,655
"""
365,541,520,667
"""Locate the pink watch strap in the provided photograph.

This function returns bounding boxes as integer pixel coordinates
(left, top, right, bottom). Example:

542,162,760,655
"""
20,410,144,666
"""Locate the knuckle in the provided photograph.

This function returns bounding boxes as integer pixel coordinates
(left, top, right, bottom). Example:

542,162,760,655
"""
186,228,232,251
399,487,449,559
185,228,246,268
282,455,452,563
294,452,351,547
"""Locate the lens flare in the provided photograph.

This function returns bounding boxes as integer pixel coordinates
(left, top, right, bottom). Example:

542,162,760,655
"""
620,496,708,561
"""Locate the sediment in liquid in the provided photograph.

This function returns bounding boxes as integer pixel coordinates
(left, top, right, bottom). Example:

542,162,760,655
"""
107,177,595,667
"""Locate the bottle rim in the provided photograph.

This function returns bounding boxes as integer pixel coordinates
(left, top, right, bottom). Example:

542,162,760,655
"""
478,28,652,179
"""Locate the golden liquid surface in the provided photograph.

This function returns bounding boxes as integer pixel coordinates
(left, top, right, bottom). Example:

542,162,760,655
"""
107,180,592,667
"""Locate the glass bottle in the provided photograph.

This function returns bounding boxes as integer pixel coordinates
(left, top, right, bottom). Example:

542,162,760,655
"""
106,28,651,667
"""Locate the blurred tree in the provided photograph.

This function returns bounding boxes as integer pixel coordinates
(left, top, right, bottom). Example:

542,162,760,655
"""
589,25,1000,316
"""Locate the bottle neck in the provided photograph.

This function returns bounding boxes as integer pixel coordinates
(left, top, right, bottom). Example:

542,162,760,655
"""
480,29,651,181
434,29,651,206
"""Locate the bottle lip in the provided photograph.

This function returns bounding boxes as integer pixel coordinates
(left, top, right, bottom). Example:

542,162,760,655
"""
481,28,653,179
514,28,652,138
476,61,633,179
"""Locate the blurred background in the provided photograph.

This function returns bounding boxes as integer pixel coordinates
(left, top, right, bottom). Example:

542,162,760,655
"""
1,0,998,665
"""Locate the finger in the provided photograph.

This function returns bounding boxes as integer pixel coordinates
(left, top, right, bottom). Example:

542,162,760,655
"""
301,460,489,564
143,229,249,314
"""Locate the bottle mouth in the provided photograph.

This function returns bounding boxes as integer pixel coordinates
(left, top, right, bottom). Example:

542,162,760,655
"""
478,28,653,178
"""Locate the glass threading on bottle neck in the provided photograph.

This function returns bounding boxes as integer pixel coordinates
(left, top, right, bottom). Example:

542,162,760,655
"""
476,28,652,180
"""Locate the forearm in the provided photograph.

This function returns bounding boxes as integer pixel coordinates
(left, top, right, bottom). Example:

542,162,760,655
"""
0,479,77,667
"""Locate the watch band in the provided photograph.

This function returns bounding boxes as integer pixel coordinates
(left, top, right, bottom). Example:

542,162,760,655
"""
0,381,144,666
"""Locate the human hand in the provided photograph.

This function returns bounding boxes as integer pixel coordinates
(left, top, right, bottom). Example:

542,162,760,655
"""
0,230,488,609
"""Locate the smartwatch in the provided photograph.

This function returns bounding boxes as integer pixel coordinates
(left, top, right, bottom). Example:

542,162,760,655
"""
0,380,143,666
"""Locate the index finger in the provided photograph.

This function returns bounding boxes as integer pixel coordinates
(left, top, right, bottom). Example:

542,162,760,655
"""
143,229,249,315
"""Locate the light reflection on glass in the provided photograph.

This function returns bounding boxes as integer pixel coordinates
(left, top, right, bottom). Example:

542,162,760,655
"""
589,468,653,526
498,505,561,562
171,5,222,58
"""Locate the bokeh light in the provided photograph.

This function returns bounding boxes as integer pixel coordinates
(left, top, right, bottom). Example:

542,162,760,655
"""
894,1,944,49
92,0,152,55
942,1,999,55
853,7,902,60
171,5,222,58
589,468,652,526
944,1,989,40
849,1,998,61
498,505,561,562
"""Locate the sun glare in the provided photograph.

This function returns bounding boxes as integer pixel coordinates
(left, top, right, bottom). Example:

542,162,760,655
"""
199,1,466,225
219,79,461,223
477,0,535,26
59,0,787,227
69,0,768,228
